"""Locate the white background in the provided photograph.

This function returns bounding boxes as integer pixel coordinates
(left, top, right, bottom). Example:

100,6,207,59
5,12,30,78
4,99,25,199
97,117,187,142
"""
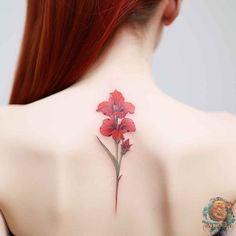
0,1,236,114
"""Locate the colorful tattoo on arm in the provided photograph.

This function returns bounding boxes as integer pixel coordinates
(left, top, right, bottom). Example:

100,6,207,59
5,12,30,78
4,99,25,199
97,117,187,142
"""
202,197,236,236
96,90,136,213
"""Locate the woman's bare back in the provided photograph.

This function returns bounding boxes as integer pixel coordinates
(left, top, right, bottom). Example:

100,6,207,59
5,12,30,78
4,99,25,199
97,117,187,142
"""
0,78,236,236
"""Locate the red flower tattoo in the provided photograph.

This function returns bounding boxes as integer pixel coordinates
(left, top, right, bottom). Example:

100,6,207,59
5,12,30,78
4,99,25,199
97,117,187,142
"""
100,117,136,140
96,90,136,213
96,89,135,118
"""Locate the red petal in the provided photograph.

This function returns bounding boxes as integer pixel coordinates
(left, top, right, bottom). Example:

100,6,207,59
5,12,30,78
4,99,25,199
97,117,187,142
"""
96,101,113,117
112,130,124,140
124,139,130,147
119,118,136,133
110,90,124,105
124,102,135,114
100,118,116,136
121,139,132,155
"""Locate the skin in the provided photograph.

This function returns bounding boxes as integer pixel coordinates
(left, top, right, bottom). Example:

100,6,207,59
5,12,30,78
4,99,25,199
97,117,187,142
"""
0,0,236,235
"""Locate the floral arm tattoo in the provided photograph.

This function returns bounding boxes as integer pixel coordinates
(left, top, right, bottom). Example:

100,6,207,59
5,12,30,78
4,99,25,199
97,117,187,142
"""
96,90,136,213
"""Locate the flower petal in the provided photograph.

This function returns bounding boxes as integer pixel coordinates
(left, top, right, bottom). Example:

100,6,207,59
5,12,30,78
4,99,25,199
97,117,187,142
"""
96,101,113,117
110,90,124,105
119,118,136,133
121,139,132,155
112,130,124,140
123,102,135,114
100,118,116,136
123,139,131,147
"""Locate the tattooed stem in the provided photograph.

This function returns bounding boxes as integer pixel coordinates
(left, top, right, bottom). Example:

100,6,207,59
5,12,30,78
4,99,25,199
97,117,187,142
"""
118,153,124,167
115,140,119,162
115,176,119,213
115,174,122,213
114,138,121,213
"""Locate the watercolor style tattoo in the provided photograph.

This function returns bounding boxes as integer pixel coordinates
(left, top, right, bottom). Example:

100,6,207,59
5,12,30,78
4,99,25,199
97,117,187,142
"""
202,196,236,236
96,89,136,213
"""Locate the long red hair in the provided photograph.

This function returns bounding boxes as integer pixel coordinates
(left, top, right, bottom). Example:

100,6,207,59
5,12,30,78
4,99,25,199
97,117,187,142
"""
9,0,159,104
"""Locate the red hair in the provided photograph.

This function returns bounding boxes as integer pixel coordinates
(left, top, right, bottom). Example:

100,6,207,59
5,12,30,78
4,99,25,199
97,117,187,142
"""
9,0,160,104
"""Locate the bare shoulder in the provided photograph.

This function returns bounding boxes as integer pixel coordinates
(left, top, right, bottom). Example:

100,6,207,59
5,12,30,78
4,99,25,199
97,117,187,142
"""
212,111,236,124
0,102,67,161
208,111,236,159
0,105,25,137
175,108,236,149
135,87,236,157
208,111,236,140
0,104,24,118
205,111,236,163
0,105,32,160
0,105,22,201
0,105,17,135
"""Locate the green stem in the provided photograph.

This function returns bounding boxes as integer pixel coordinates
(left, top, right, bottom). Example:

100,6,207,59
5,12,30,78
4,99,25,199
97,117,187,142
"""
118,153,124,167
114,139,120,213
113,115,124,213
115,174,122,213
115,140,119,161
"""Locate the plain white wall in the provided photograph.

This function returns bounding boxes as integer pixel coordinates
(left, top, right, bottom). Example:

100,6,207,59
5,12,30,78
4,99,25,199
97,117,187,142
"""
0,1,235,114
0,0,26,105
154,0,236,114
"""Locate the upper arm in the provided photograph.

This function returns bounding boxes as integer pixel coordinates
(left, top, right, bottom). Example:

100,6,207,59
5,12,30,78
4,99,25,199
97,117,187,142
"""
0,210,8,236
0,109,9,235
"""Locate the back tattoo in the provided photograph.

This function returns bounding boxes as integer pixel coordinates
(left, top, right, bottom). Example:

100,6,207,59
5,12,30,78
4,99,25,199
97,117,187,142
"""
96,90,136,213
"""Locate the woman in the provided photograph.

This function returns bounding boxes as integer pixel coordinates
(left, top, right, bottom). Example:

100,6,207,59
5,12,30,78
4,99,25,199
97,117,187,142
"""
0,0,236,235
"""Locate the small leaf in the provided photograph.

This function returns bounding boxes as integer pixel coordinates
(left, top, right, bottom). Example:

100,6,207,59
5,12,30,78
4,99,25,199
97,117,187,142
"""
96,136,119,175
118,175,123,181
210,226,221,235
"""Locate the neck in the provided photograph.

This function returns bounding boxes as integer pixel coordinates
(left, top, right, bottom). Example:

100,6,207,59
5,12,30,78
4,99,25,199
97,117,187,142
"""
71,24,159,87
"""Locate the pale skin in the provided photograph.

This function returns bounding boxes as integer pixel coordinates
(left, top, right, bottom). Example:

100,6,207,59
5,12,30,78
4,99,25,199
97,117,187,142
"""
0,0,236,235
